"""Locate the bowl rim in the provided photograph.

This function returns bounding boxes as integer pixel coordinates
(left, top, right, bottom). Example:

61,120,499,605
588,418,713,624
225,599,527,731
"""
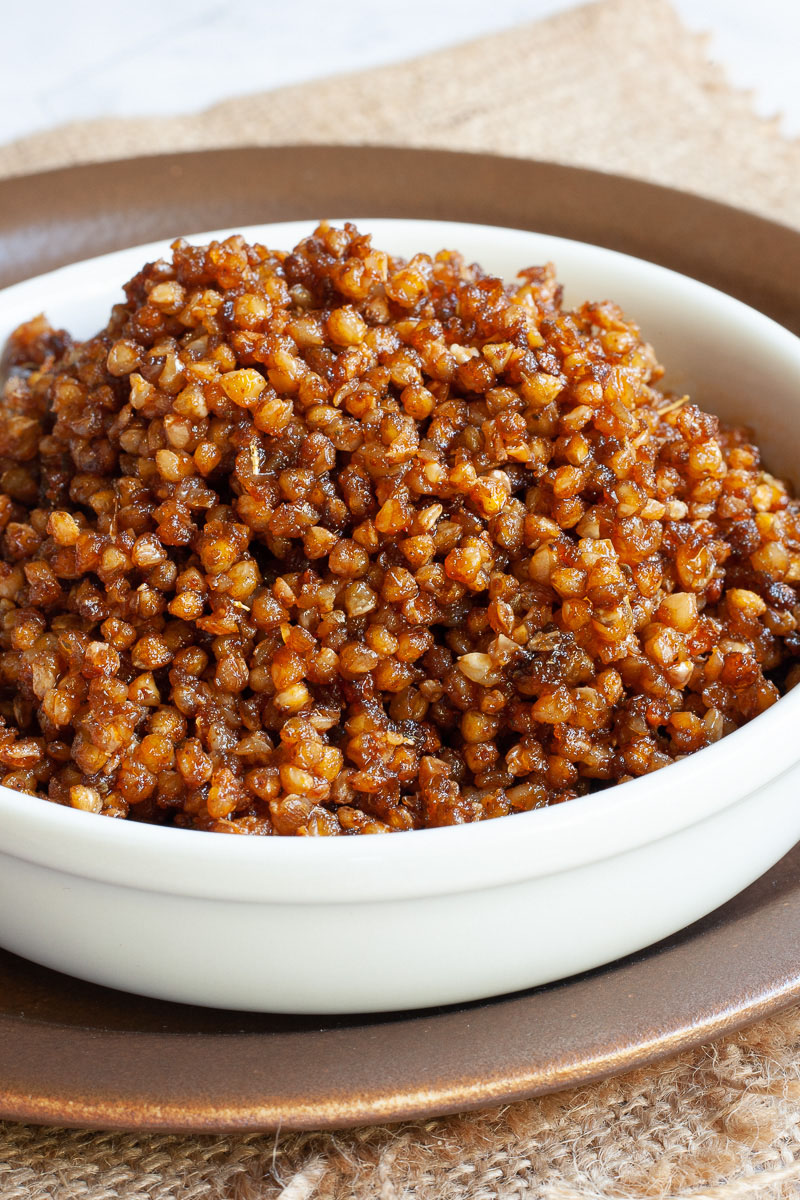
1,215,800,904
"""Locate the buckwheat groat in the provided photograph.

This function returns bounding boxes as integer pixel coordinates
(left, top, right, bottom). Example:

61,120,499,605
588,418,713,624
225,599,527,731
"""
0,222,797,834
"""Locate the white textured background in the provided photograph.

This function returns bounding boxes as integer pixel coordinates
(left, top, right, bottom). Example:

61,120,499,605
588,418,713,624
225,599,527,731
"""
2,0,799,146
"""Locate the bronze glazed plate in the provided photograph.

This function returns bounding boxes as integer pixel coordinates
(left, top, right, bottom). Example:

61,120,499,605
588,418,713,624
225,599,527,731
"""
0,147,799,1133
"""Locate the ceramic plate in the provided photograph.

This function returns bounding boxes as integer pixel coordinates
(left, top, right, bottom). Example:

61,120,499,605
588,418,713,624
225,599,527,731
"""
0,147,799,1131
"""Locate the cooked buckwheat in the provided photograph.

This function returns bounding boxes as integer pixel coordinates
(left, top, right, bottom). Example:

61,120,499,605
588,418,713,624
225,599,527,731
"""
0,222,798,835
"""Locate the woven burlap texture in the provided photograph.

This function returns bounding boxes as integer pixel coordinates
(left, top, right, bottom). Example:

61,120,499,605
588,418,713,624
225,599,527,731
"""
0,0,798,231
2,0,800,1196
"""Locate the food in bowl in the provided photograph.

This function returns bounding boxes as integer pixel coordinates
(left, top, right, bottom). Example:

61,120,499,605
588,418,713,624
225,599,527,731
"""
0,216,800,1014
0,221,798,838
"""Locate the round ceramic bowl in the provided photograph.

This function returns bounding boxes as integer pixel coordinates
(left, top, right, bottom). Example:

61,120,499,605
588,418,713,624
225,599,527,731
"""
1,219,800,1015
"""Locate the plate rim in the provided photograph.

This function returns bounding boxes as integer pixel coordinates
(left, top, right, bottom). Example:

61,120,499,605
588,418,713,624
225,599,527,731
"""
2,982,800,1132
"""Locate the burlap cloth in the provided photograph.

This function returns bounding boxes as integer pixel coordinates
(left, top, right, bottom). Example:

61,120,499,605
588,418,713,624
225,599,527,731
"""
2,1,800,1196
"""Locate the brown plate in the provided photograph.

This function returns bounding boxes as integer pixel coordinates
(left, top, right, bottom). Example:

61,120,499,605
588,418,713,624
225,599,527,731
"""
0,147,799,1133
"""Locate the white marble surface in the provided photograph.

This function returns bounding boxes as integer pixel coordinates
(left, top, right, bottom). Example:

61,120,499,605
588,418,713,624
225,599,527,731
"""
3,0,799,147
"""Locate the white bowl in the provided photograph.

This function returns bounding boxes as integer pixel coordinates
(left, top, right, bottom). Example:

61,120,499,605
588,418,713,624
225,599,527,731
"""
1,219,800,1015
